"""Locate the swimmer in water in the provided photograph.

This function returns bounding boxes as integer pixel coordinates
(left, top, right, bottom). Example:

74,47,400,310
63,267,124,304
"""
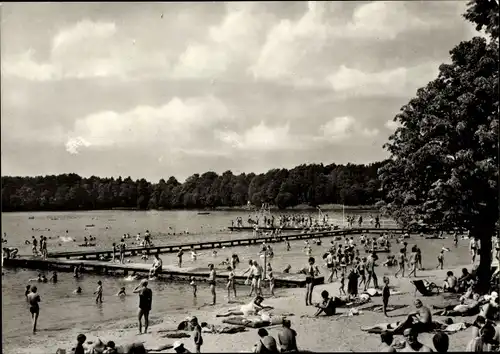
191,248,198,262
212,250,218,258
29,273,44,282
49,271,58,283
74,286,83,294
117,287,126,297
27,286,41,333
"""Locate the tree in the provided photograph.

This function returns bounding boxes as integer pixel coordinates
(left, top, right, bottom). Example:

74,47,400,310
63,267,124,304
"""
378,19,498,292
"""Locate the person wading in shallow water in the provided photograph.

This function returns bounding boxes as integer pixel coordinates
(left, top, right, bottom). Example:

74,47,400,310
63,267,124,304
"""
208,263,217,305
133,279,152,334
27,286,41,334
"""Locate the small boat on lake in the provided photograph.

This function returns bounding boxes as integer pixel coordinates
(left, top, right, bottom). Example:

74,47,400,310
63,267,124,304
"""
198,212,211,215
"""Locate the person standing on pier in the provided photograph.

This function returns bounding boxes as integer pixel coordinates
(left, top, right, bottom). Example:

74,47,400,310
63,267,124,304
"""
119,238,126,264
134,279,152,334
27,286,41,334
31,236,38,257
208,263,216,305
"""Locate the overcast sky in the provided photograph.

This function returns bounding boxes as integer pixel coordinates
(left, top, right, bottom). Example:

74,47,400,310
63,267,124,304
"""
1,1,481,182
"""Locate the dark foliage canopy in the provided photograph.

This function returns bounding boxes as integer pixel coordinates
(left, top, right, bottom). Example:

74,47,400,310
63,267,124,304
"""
1,162,385,212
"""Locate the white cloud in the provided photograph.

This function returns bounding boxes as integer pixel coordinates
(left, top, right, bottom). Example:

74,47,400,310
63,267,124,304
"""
216,122,304,151
65,96,231,154
52,20,116,51
384,119,401,130
327,63,439,97
320,116,379,142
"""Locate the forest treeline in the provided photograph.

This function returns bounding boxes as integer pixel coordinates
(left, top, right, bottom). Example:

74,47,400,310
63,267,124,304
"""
1,161,387,212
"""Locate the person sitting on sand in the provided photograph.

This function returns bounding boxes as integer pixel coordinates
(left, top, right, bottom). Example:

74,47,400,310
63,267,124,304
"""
395,299,433,334
479,291,499,321
400,328,433,352
442,271,458,293
117,287,126,297
467,322,497,351
216,296,273,317
75,334,87,354
379,331,396,352
254,328,279,354
432,332,449,354
313,290,338,317
173,341,191,353
278,319,298,353
458,268,474,292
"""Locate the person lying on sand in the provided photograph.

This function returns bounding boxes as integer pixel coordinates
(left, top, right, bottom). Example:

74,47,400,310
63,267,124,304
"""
216,296,273,317
432,294,482,316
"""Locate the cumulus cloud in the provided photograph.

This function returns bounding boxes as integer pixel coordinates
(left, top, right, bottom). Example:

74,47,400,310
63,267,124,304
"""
327,63,439,97
320,116,379,142
65,96,231,154
216,122,306,151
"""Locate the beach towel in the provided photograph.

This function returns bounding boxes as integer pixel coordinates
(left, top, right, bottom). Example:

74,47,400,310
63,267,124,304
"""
202,324,247,334
222,317,271,328
361,304,408,313
161,332,191,339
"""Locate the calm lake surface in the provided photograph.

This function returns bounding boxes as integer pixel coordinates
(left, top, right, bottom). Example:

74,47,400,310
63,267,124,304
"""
1,209,472,352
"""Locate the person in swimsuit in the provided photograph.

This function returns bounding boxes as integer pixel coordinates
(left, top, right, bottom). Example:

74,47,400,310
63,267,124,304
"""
252,260,263,296
303,257,319,306
117,287,126,297
25,285,31,299
216,296,273,317
94,280,103,303
395,248,407,278
395,299,433,334
133,279,153,334
208,263,216,305
227,266,237,300
49,271,58,283
177,249,184,268
190,276,197,298
313,290,337,317
326,250,335,283
27,286,41,333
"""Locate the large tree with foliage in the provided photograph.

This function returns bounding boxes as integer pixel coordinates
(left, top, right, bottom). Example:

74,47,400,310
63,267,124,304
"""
378,0,499,293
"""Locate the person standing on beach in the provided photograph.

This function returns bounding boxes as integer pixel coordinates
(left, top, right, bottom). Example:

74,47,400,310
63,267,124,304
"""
304,257,319,306
395,248,407,278
469,237,478,264
191,316,203,353
364,253,379,290
227,266,237,300
133,279,152,334
416,247,423,270
437,250,445,270
208,263,216,305
408,246,418,278
94,280,103,303
382,276,390,317
27,286,41,334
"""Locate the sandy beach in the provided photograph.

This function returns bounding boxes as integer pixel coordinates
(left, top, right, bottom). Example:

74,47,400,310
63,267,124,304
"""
9,262,485,354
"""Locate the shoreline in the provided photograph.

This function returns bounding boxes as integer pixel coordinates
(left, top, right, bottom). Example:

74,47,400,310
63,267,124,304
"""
7,261,485,354
1,204,379,214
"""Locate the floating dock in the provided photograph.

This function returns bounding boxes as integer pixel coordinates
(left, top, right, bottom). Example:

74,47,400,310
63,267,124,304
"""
45,227,405,261
3,257,324,288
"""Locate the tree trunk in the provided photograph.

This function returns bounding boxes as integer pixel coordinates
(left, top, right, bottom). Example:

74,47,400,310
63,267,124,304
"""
473,226,494,294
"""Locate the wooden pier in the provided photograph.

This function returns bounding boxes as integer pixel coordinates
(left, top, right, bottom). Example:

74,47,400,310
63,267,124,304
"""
2,257,324,288
228,226,339,232
46,227,405,261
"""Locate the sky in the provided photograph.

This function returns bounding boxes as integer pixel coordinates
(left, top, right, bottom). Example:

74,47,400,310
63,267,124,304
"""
0,1,483,182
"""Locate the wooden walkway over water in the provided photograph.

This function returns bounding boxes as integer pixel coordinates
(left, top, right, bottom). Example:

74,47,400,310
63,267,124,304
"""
46,227,406,260
3,257,324,288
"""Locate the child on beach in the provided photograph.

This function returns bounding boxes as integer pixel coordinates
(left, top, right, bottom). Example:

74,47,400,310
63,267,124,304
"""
94,280,103,303
226,267,236,300
190,276,197,298
382,276,390,317
339,270,346,296
268,271,276,297
191,316,203,353
117,287,126,297
437,250,444,270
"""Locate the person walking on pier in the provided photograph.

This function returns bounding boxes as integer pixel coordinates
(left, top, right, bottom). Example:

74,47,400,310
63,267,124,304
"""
134,279,152,334
208,263,217,305
27,286,41,334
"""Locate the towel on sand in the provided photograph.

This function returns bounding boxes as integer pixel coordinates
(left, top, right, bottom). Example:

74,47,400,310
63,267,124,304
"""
361,304,408,313
222,317,271,328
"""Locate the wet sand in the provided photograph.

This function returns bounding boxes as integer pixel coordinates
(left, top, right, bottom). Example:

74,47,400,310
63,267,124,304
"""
10,263,483,354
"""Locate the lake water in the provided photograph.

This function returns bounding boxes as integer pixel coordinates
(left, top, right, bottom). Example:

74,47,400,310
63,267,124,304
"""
1,209,472,352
